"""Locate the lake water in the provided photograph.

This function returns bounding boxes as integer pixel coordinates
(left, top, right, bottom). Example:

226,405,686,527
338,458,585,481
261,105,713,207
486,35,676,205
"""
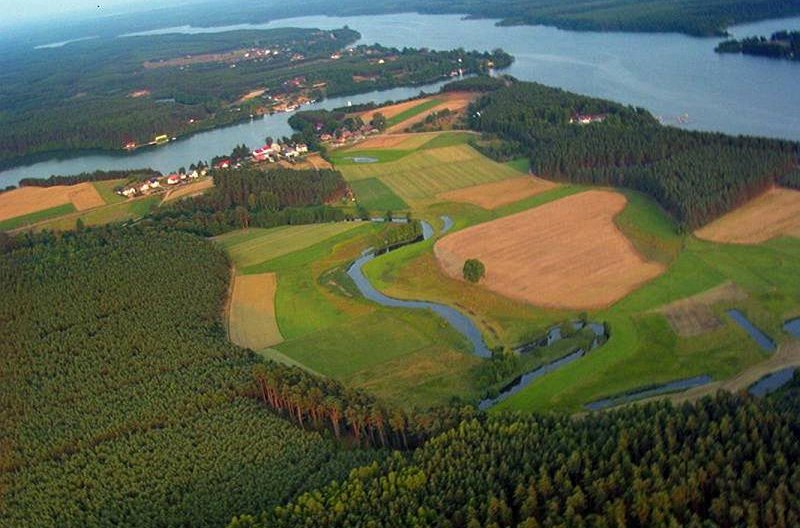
748,367,797,397
3,13,799,185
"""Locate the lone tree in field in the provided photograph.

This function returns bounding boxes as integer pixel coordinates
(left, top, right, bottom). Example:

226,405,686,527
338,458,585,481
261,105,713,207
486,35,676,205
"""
463,259,485,283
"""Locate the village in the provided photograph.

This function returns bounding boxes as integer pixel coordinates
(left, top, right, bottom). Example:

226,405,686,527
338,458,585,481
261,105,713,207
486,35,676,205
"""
116,140,311,198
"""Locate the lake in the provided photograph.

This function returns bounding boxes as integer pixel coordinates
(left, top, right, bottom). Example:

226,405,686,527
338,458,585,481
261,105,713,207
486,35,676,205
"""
3,13,799,186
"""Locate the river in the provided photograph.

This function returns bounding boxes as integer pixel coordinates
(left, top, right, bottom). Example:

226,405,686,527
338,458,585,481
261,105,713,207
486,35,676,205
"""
3,13,799,186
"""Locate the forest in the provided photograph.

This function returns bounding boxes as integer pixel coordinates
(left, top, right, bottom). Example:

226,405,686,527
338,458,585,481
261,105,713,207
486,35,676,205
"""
717,30,800,60
0,21,509,168
0,227,384,527
467,80,799,229
146,167,351,235
233,383,800,527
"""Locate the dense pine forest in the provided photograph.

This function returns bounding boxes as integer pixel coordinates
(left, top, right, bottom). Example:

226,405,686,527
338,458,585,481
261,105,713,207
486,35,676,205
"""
148,167,351,235
0,22,509,168
468,80,799,229
233,385,800,527
0,227,383,527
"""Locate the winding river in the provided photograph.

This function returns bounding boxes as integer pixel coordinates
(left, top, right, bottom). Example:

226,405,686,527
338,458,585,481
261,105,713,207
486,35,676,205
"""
347,221,492,358
3,14,800,185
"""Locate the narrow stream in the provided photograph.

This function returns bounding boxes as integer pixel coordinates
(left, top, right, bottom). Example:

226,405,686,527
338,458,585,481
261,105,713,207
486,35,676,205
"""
584,374,713,411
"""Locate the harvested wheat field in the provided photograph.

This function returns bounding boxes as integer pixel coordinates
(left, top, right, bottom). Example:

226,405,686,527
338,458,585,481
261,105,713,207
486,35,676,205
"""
0,183,104,221
386,92,477,132
354,132,442,150
434,190,665,309
162,178,214,203
229,273,283,350
439,176,557,209
657,282,748,337
695,187,800,244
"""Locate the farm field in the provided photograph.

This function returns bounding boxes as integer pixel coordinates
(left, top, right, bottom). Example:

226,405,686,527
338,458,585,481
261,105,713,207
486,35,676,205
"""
0,182,104,226
438,175,556,209
494,230,800,413
161,177,214,203
434,190,666,309
695,187,800,244
34,195,160,231
228,273,283,350
92,179,127,205
349,178,409,211
385,92,477,132
215,222,362,269
352,131,444,150
219,220,485,407
337,143,524,208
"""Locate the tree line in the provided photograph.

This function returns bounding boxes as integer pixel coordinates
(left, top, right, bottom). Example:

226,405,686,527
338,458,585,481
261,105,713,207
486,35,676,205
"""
16,168,161,188
231,380,800,527
468,80,799,229
146,166,352,235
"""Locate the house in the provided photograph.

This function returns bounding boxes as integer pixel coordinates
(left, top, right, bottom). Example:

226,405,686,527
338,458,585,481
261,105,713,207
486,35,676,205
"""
284,148,298,158
179,173,187,180
166,174,181,185
570,113,607,125
154,134,169,144
214,159,231,170
320,133,332,142
121,187,137,197
124,142,137,150
295,144,309,154
139,183,151,193
189,170,199,179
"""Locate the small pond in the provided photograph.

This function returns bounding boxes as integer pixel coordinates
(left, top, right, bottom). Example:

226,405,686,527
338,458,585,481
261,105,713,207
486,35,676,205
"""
784,318,800,339
440,215,453,235
748,367,798,397
346,156,379,164
584,374,713,411
727,309,776,352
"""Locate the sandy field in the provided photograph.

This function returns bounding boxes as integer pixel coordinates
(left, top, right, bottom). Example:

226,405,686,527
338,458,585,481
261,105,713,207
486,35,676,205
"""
434,190,665,309
695,187,800,244
0,183,104,221
438,176,557,209
236,88,266,104
658,282,748,337
229,273,283,350
386,92,477,133
162,178,214,204
357,98,429,121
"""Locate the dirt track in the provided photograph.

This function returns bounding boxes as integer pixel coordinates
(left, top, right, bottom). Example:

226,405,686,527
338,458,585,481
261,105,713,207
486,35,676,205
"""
695,187,800,244
434,190,665,309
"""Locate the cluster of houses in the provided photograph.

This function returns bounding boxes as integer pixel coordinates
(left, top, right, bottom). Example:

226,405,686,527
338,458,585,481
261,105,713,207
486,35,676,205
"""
320,125,381,147
569,113,607,125
117,168,207,198
251,142,309,163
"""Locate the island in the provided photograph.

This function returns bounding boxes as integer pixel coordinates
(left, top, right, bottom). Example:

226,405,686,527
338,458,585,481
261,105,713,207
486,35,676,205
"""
716,30,800,60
